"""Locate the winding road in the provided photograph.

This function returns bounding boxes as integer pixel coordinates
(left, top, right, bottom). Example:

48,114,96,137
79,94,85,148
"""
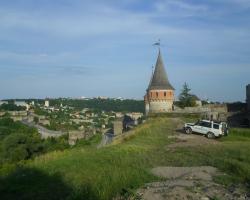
21,120,66,139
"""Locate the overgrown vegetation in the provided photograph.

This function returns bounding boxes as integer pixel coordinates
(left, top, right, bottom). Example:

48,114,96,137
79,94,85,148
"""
0,116,249,200
0,118,69,164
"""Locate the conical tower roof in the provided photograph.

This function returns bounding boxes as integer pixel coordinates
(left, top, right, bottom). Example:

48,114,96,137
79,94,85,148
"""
148,49,174,90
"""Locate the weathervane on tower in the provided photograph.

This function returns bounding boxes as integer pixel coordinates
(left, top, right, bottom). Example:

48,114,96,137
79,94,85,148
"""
153,39,161,49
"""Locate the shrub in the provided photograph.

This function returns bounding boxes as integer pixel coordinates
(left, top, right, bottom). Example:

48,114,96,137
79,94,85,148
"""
2,133,44,162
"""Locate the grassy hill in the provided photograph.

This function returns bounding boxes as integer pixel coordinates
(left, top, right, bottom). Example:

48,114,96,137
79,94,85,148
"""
0,116,250,200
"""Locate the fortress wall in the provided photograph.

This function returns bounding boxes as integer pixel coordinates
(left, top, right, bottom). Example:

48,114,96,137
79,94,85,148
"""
204,104,228,113
145,103,150,116
113,120,123,136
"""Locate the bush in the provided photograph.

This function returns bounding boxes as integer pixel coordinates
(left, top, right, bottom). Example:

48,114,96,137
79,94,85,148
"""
2,133,44,162
43,135,69,152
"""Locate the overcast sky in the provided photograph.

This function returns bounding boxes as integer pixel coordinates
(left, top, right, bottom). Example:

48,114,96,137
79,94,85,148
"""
0,0,249,102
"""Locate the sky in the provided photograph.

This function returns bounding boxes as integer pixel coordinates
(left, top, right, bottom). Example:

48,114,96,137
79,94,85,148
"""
0,0,249,102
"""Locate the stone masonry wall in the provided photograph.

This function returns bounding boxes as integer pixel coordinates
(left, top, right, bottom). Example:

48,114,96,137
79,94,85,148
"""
149,100,173,113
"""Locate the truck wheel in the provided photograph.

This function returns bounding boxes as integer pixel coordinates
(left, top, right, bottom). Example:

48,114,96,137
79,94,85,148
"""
185,127,192,134
207,132,215,139
224,129,229,136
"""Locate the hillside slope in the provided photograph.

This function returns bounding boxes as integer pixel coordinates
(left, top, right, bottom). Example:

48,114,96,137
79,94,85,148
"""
0,117,250,200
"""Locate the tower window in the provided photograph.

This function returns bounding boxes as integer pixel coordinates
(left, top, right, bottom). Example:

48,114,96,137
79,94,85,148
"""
156,92,158,97
164,92,166,97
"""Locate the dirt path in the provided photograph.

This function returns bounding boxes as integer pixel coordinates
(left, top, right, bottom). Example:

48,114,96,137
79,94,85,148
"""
167,133,219,149
137,166,246,200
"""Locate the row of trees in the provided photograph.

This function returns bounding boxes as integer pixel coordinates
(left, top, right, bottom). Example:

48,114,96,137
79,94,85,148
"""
0,103,26,111
50,99,145,113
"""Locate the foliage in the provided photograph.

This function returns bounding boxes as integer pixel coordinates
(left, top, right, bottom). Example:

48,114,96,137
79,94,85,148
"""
0,118,43,163
2,133,44,162
34,107,48,116
0,118,69,164
178,82,197,108
0,103,26,111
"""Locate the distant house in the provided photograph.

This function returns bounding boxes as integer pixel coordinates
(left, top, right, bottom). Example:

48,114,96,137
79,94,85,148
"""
126,112,143,120
45,100,49,107
115,112,123,118
125,112,143,125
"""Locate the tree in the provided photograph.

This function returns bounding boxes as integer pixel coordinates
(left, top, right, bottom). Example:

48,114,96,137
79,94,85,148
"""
178,82,196,108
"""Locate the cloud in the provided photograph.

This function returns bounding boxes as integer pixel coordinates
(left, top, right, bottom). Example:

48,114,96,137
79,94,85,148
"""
0,0,248,40
154,0,208,16
222,0,250,8
0,51,73,65
0,2,213,39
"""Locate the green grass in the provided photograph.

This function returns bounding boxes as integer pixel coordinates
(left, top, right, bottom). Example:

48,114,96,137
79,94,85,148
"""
221,128,250,141
0,117,250,200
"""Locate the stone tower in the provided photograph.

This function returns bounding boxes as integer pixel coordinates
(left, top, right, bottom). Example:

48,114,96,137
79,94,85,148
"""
144,49,174,115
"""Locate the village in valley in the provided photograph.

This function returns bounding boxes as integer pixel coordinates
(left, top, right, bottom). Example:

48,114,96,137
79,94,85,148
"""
0,98,144,145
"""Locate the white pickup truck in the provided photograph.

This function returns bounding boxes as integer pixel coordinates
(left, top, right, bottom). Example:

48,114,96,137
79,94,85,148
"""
184,119,228,138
